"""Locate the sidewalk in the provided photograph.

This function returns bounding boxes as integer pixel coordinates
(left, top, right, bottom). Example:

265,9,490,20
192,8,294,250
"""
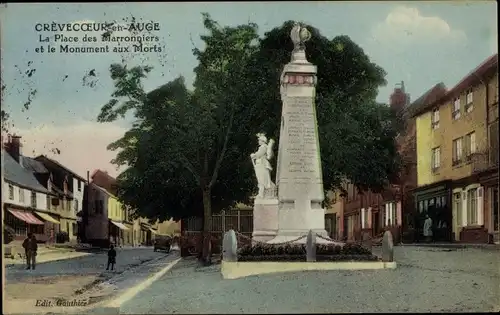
5,249,91,267
4,252,178,315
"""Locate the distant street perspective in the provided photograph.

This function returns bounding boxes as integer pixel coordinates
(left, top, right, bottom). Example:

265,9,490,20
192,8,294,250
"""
2,2,499,315
4,247,179,314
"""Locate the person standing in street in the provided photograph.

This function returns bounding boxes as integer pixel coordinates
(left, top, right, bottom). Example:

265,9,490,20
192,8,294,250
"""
22,233,38,270
106,244,116,271
423,215,433,243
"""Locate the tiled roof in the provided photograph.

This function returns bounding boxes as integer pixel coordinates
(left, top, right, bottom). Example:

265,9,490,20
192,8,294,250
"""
412,53,498,117
3,149,51,194
409,83,448,118
35,155,87,182
21,156,49,174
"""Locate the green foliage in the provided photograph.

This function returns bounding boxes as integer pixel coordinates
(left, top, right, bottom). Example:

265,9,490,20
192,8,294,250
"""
98,14,259,224
99,16,402,227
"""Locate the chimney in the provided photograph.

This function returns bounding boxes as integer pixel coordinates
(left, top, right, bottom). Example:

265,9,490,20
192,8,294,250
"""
390,81,409,113
5,134,23,164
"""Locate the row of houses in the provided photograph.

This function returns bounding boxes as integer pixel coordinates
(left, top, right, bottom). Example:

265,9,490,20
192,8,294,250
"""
325,53,499,244
2,135,180,249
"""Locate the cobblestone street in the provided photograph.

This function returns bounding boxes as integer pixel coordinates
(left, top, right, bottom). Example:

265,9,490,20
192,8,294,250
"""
117,246,499,314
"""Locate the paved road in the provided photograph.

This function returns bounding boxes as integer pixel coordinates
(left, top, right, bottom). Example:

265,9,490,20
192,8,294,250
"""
6,247,171,283
117,246,499,313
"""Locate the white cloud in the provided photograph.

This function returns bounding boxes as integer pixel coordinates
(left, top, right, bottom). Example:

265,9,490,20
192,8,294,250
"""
371,6,467,46
10,121,127,179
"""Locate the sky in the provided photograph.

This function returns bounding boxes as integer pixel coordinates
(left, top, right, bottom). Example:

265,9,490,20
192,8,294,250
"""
0,2,497,179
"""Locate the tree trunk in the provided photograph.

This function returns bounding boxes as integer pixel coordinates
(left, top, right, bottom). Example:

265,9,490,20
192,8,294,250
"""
201,186,212,265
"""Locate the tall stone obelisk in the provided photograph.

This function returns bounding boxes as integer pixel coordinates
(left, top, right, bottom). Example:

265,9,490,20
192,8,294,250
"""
268,22,329,244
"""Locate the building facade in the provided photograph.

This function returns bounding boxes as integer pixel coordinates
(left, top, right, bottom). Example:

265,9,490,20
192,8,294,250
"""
341,82,420,243
3,148,52,242
325,190,343,240
472,58,499,243
85,182,109,247
2,136,63,243
107,190,130,246
34,155,87,242
413,54,498,243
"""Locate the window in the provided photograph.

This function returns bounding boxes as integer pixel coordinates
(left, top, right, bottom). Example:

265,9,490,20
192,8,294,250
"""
77,181,82,191
74,199,79,212
30,191,37,208
467,188,478,225
72,223,78,236
9,185,14,200
454,192,462,227
384,202,396,226
19,188,24,203
432,147,441,171
361,208,369,229
431,108,440,129
452,137,463,165
452,98,461,120
465,89,473,112
464,132,476,161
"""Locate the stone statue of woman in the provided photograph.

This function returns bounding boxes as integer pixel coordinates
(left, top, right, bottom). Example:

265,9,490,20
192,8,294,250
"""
250,133,276,199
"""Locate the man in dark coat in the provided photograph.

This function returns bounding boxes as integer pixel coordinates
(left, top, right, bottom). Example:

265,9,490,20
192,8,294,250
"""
22,233,38,270
106,245,116,271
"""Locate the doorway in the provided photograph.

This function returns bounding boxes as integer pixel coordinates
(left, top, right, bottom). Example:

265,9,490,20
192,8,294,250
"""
373,211,380,236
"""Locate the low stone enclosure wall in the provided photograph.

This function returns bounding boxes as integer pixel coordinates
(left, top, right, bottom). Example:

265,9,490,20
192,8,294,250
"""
221,230,396,279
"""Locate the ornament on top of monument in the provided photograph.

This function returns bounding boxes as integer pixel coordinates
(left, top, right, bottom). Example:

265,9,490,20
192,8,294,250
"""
250,132,277,199
289,22,311,63
290,22,311,52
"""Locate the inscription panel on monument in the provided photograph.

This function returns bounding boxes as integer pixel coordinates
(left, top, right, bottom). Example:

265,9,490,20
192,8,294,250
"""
283,96,321,183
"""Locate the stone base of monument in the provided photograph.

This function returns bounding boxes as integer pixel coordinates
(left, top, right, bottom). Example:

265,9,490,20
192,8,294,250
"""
252,198,279,242
221,229,397,280
221,261,397,279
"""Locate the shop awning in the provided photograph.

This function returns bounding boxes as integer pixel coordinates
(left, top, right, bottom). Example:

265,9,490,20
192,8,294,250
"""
149,228,158,235
8,209,44,225
111,221,129,230
35,211,60,224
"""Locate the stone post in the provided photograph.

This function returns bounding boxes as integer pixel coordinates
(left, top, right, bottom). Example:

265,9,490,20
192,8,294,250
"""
222,229,238,262
381,230,394,262
306,229,316,262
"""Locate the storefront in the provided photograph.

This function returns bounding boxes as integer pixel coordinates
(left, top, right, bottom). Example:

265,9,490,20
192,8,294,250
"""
109,220,129,246
4,207,45,241
140,223,153,246
34,211,61,243
478,167,499,243
413,180,452,243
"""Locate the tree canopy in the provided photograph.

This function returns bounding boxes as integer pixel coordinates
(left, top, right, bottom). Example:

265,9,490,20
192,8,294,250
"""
98,16,402,260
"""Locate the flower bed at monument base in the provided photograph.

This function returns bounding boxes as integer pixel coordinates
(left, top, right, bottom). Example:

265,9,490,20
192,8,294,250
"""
237,242,379,262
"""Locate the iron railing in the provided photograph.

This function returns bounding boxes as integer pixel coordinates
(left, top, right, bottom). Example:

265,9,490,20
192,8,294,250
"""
471,150,499,173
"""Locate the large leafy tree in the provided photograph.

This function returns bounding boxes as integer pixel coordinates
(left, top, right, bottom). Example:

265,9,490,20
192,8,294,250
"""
98,14,259,263
100,17,402,263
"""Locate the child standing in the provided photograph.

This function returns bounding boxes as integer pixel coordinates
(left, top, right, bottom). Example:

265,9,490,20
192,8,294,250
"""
106,245,116,270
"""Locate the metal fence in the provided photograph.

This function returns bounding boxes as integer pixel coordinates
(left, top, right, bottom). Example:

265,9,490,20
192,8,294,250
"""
181,208,253,256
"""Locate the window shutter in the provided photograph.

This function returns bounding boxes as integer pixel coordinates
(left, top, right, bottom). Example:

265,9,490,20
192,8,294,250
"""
478,187,484,226
361,208,365,229
462,192,467,226
367,207,372,229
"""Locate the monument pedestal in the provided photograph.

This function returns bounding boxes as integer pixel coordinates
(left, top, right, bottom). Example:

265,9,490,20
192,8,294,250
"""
252,198,279,242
